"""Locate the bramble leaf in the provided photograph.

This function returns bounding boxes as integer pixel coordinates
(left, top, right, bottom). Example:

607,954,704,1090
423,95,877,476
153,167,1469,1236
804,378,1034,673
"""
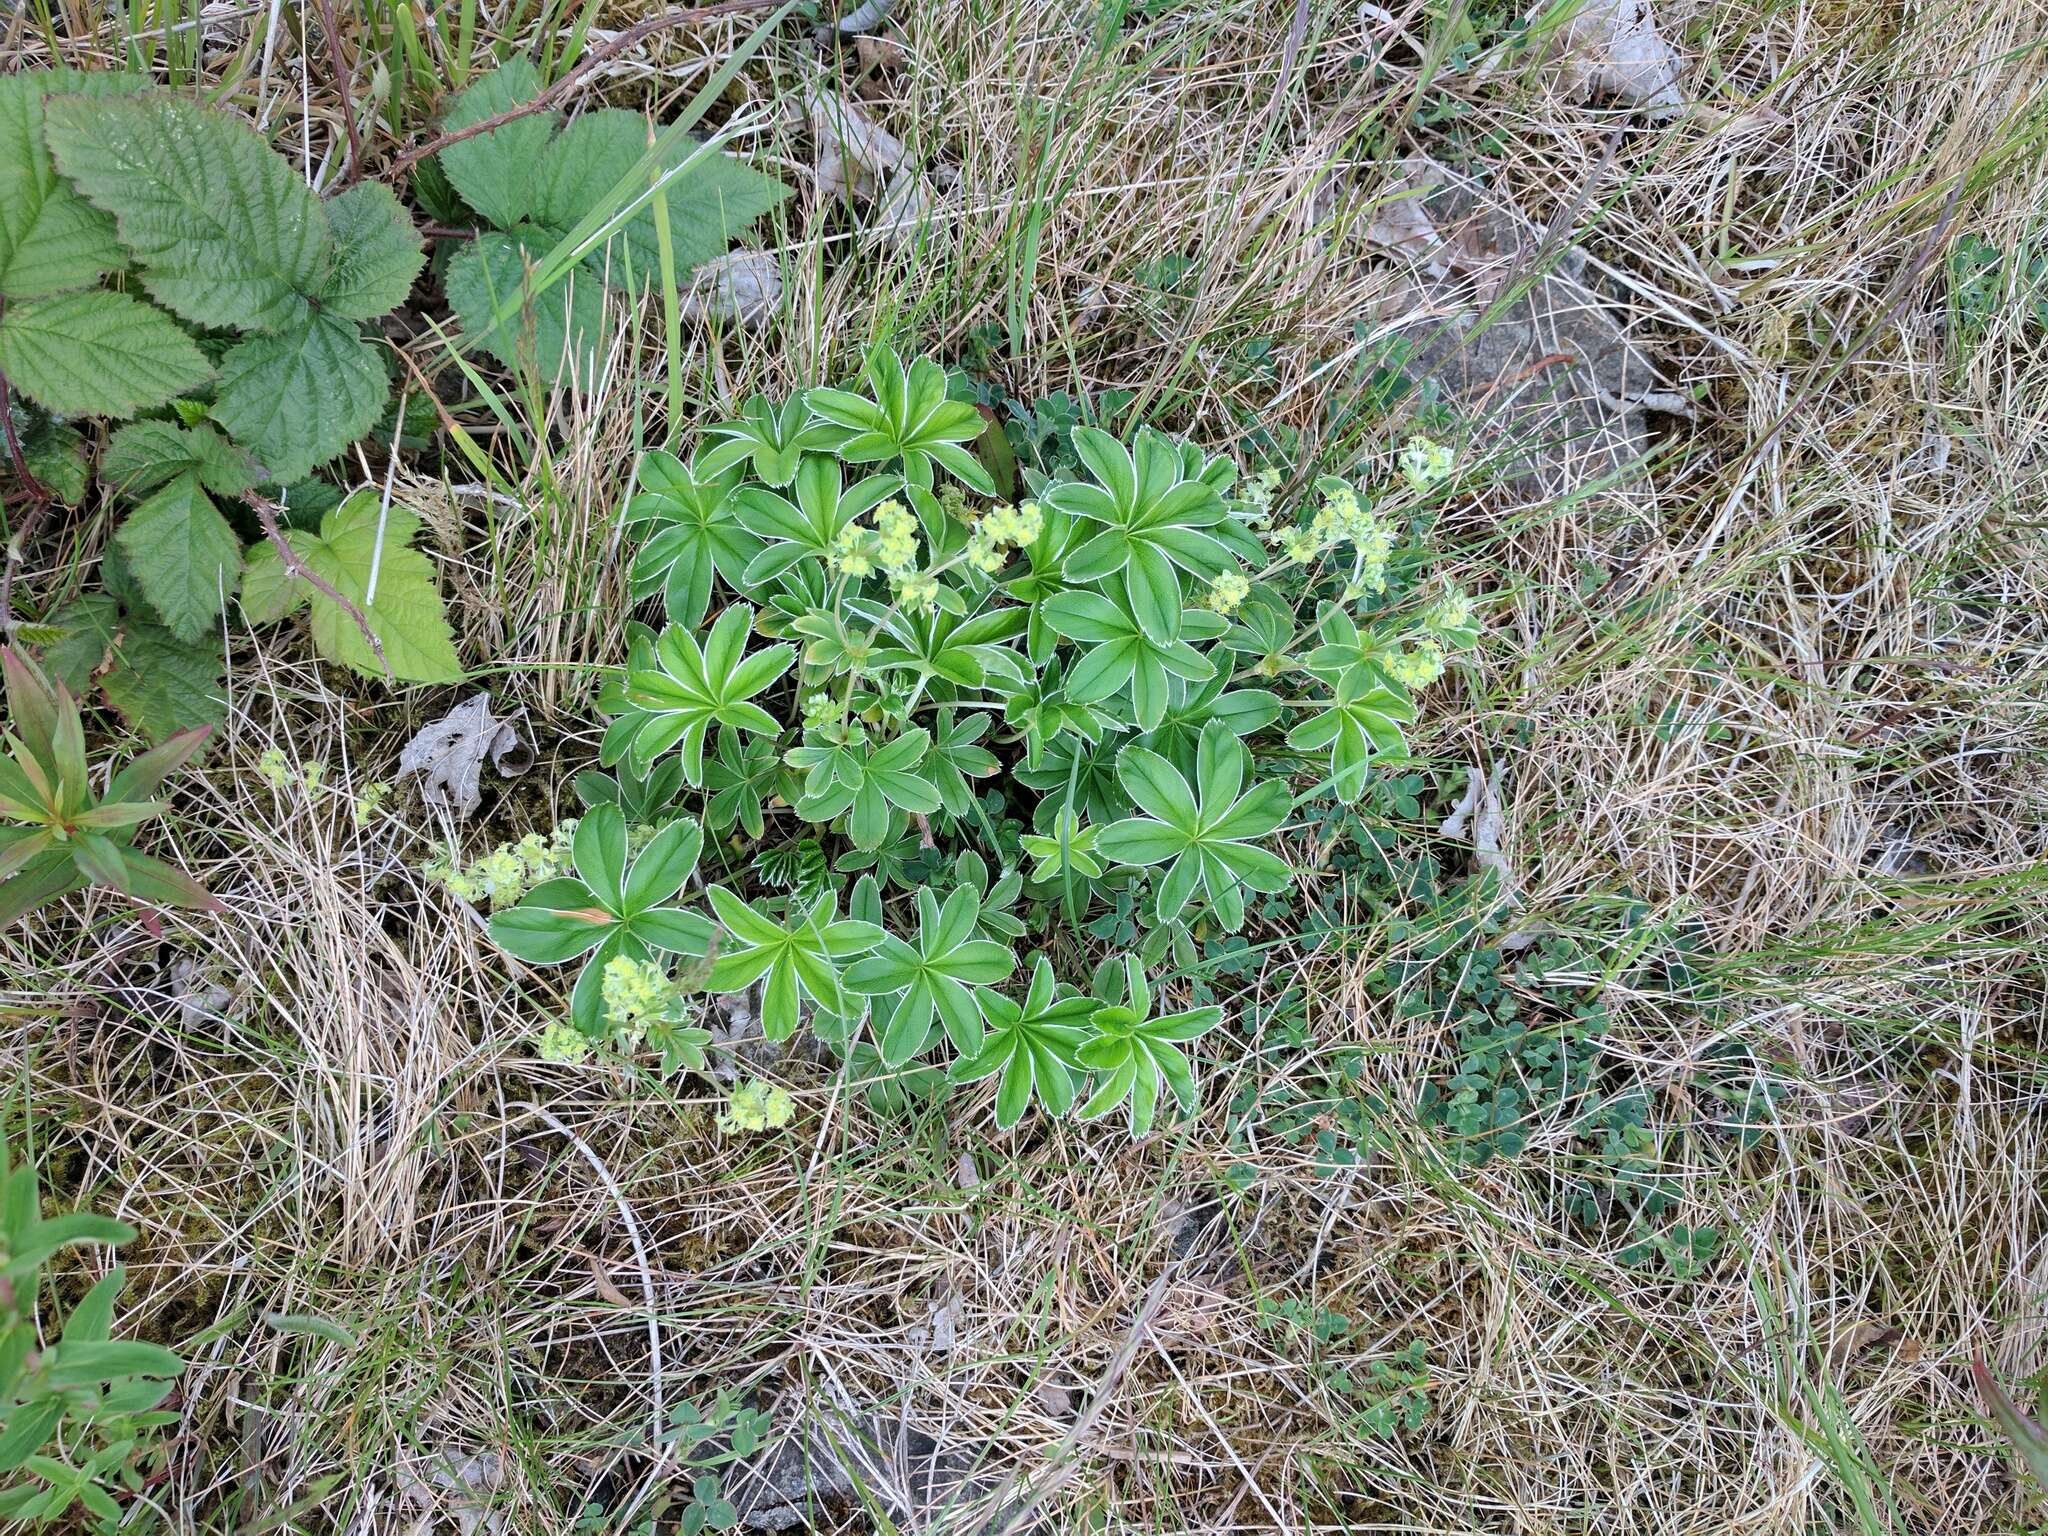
0,71,149,300
0,289,210,417
318,180,425,320
211,309,388,482
112,471,243,643
438,57,555,231
240,491,461,683
45,92,332,333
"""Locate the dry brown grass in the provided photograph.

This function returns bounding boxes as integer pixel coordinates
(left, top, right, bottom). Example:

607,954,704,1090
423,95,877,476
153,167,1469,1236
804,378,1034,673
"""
5,0,2048,1531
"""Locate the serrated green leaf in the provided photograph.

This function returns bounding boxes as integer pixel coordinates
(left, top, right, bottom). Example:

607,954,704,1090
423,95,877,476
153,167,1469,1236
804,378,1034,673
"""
317,180,424,320
0,73,132,300
39,594,226,743
443,229,608,379
15,418,87,505
528,107,788,273
113,470,242,642
438,58,555,230
240,490,461,683
103,419,259,499
0,287,212,416
45,92,332,333
212,309,387,481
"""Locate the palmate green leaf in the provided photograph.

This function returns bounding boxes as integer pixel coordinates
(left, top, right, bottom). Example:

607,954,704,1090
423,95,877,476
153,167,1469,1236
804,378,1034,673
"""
807,344,994,494
733,453,896,585
703,884,884,1041
1040,587,1217,732
0,72,150,300
1097,722,1293,931
845,884,1016,1065
1045,426,1236,642
792,727,943,851
948,954,1097,1129
112,471,243,643
0,288,211,417
602,604,794,783
45,92,332,333
700,395,843,486
1075,957,1222,1137
240,491,462,683
625,449,760,628
487,807,713,1033
1286,664,1419,802
212,309,388,482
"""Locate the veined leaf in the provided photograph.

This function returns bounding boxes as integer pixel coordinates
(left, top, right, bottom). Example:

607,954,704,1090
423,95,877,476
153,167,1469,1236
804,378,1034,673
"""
113,471,242,643
0,72,147,300
443,229,609,380
318,180,425,320
0,288,210,417
45,92,333,333
438,57,556,231
212,309,388,482
240,490,461,683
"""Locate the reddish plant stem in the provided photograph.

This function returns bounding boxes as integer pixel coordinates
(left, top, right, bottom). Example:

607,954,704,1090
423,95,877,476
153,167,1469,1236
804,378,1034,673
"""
0,359,53,636
312,0,367,183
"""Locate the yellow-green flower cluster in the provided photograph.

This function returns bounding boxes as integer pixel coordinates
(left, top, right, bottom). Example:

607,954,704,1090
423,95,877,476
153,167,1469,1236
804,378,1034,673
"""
351,781,390,827
802,691,846,730
1423,587,1474,634
1271,480,1392,595
601,953,693,1045
718,1077,795,1134
257,748,326,795
827,522,875,580
981,499,1043,548
429,822,577,908
872,499,920,574
964,499,1043,576
1400,435,1456,494
1206,569,1251,615
537,1020,591,1064
1239,466,1281,519
892,570,940,611
1384,641,1445,689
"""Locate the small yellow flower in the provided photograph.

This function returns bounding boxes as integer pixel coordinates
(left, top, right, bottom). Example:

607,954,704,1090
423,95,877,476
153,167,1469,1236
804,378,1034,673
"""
1206,570,1250,615
965,528,1006,574
1423,588,1474,633
829,522,876,580
1400,435,1455,494
719,1078,796,1133
1274,524,1324,564
893,570,940,610
537,1021,591,1064
256,748,292,791
1384,641,1446,689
